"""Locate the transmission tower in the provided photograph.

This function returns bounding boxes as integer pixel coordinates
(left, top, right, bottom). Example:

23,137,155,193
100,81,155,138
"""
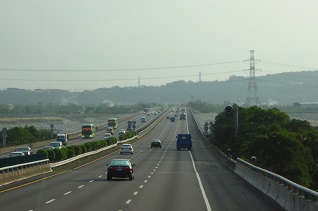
138,76,140,87
199,71,201,82
245,50,261,107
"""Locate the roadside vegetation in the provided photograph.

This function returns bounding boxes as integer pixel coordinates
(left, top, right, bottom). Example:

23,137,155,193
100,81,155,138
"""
189,100,318,191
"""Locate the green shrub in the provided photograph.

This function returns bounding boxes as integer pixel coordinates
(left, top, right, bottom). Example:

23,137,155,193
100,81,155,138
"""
47,149,56,162
66,146,75,158
81,145,87,153
36,149,48,158
54,148,68,161
84,142,93,152
73,145,82,155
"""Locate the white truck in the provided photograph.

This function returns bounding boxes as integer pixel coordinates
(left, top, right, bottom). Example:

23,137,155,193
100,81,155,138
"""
56,133,68,146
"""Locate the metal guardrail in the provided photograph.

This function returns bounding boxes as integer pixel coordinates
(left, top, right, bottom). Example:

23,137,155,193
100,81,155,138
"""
0,159,50,173
237,158,318,201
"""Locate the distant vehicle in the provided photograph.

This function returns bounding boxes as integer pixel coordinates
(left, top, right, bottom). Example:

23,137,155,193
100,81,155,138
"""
144,108,149,113
176,134,192,150
118,129,126,135
166,115,171,119
9,151,25,157
56,133,68,146
146,112,151,116
180,113,186,120
107,159,135,180
181,108,186,112
82,124,95,139
15,146,33,155
151,139,161,148
170,116,175,122
50,141,63,149
108,118,118,129
43,145,54,150
120,144,133,154
107,127,114,135
174,114,178,117
141,116,146,122
104,133,112,139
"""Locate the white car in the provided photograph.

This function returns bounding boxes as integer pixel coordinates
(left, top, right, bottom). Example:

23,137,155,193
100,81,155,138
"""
120,144,133,154
9,151,25,157
15,146,33,155
118,129,126,135
50,141,63,149
104,133,112,139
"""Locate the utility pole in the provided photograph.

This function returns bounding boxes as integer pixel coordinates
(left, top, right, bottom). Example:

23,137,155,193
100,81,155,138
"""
199,71,202,82
138,77,141,87
245,50,261,107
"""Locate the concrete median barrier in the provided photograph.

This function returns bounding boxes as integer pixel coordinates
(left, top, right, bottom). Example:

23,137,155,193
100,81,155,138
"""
0,159,51,186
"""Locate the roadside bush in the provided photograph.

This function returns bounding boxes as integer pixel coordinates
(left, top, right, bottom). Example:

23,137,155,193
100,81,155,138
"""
108,137,117,145
73,145,82,155
47,149,56,162
54,148,68,161
36,149,48,158
119,134,127,141
81,144,87,153
84,142,93,152
66,146,75,158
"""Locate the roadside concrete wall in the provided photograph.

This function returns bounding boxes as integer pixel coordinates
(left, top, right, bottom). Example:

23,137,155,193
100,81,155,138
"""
234,162,318,211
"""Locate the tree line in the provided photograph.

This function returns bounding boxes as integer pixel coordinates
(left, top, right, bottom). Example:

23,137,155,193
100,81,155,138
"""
207,105,318,191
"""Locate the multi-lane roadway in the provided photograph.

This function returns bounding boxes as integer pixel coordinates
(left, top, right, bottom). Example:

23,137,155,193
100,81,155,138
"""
0,109,283,210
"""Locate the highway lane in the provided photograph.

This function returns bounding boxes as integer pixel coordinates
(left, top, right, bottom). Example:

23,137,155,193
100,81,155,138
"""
0,111,174,210
0,111,155,158
0,108,283,210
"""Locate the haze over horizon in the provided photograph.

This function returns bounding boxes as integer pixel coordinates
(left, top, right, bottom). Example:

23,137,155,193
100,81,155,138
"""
1,0,317,90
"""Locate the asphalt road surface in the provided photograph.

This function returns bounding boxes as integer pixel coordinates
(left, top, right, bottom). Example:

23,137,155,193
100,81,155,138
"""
0,109,284,211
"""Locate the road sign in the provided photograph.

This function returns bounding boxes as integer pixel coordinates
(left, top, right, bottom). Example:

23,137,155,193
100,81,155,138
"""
2,127,7,133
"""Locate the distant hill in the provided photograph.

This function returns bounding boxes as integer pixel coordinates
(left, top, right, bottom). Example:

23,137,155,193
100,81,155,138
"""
1,70,318,105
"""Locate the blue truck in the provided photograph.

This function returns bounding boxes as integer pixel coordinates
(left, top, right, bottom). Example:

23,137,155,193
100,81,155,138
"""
176,134,192,150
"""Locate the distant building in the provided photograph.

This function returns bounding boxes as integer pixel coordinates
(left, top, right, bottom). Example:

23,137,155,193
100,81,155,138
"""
293,102,318,109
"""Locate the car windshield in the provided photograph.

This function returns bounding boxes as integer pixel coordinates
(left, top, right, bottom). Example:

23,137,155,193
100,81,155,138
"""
16,147,28,151
110,160,129,166
51,143,60,147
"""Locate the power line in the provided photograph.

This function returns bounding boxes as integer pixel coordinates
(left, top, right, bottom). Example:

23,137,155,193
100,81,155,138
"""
261,60,317,70
0,69,248,82
0,60,242,72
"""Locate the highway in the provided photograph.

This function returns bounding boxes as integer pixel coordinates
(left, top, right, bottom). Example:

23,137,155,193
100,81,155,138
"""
0,109,284,210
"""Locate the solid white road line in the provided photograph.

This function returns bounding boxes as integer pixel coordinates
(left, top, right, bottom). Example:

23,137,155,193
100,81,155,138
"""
189,151,212,211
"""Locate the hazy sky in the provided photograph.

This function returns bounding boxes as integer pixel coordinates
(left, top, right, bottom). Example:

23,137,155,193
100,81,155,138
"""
0,0,317,90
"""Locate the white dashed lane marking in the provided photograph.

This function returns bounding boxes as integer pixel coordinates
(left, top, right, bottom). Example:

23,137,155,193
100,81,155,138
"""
64,191,72,195
78,185,84,189
45,199,55,204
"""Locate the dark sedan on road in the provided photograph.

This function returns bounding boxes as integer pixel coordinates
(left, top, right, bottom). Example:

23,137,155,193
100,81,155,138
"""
107,159,135,180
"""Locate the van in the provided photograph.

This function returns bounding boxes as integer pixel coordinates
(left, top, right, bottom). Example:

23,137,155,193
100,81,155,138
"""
176,134,192,150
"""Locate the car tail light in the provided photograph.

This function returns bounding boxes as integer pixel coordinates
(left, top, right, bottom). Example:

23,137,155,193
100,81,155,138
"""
108,167,116,171
123,167,132,171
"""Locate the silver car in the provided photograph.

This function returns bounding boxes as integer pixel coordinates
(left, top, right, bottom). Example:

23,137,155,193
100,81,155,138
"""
120,144,133,154
15,146,33,155
9,151,25,157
